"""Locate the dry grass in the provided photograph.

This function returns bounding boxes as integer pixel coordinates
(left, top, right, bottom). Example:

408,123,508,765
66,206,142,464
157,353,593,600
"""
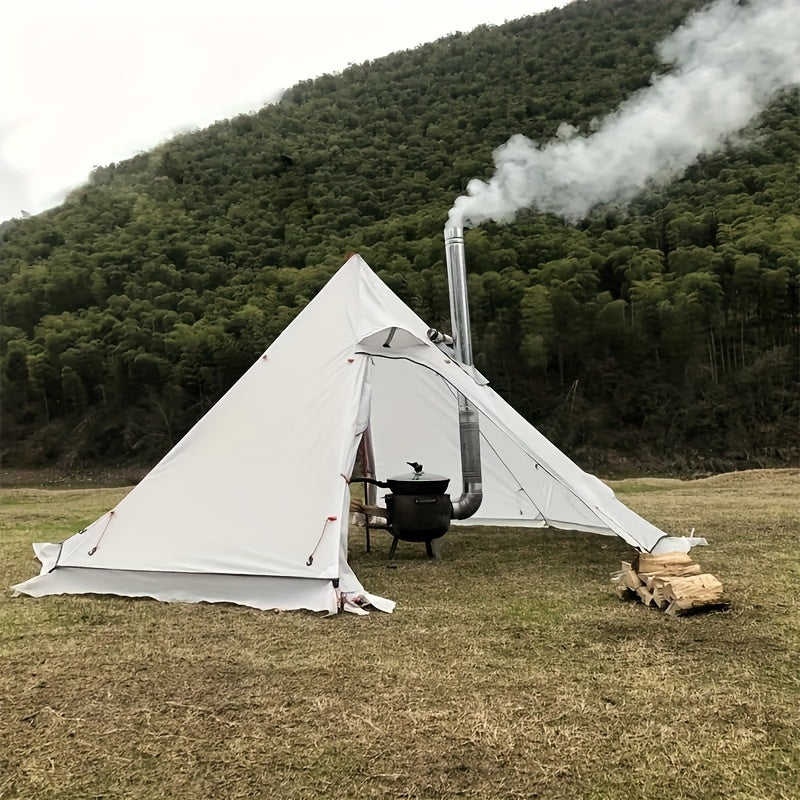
1,469,799,799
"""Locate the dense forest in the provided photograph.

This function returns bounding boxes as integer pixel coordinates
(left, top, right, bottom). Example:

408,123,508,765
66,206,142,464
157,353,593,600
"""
1,0,798,473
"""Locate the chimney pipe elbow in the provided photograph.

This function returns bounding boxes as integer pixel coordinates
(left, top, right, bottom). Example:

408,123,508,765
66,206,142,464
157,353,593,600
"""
451,484,483,520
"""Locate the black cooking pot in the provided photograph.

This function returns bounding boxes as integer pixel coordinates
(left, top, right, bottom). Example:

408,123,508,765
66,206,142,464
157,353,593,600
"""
357,462,450,496
385,493,452,541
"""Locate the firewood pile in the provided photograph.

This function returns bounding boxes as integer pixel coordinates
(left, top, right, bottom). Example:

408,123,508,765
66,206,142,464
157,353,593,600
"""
612,551,728,616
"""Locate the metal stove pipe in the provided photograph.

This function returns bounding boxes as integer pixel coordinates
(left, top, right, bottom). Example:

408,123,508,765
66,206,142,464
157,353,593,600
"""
444,225,483,520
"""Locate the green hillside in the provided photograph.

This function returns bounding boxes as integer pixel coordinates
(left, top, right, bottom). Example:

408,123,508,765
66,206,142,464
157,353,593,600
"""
1,0,798,471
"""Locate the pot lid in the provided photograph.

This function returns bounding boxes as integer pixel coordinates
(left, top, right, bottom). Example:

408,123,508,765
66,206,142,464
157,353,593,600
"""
388,471,449,483
388,462,448,483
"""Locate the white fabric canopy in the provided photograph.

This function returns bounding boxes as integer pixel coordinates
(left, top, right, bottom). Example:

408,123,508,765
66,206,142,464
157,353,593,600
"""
13,255,701,613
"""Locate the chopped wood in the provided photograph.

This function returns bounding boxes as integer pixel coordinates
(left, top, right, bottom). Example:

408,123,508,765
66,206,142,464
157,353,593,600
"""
649,575,668,591
618,562,644,590
612,553,726,617
640,563,703,582
665,562,703,577
634,551,695,573
635,586,655,607
642,573,659,590
661,574,724,605
650,586,669,610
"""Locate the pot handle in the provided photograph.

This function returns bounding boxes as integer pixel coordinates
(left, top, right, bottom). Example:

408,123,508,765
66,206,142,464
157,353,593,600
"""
352,476,389,488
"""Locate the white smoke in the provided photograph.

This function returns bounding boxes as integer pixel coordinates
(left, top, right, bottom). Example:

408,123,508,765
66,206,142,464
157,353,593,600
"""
448,0,800,227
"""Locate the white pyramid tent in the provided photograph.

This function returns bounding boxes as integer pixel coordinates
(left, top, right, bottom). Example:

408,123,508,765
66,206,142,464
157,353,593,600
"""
13,255,702,614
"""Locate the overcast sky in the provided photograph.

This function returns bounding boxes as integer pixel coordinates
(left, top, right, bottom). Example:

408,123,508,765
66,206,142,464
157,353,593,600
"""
1,0,569,223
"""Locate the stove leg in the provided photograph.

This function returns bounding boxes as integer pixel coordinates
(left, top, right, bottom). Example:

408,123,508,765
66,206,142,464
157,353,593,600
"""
389,536,399,559
426,539,443,560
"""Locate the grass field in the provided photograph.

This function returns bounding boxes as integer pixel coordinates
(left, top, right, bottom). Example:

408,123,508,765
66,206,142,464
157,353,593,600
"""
1,469,799,799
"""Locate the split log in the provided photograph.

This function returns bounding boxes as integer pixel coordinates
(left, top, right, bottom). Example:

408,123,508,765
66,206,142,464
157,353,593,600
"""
641,575,670,608
650,585,669,609
661,574,724,602
635,586,655,607
634,551,695,574
662,574,724,615
643,573,659,589
617,562,644,590
640,563,702,584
